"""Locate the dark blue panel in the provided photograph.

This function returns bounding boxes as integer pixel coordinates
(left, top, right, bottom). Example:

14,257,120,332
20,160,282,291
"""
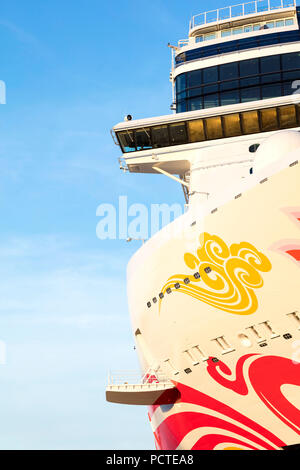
176,30,300,66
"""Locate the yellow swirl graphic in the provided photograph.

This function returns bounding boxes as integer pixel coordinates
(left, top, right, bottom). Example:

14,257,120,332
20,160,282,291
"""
159,232,272,316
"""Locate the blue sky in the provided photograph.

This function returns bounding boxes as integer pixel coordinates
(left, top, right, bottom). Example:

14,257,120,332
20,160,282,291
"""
0,0,236,450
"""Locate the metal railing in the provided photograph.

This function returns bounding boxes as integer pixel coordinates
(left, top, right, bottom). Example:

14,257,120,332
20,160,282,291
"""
190,0,296,29
178,39,190,48
107,369,170,386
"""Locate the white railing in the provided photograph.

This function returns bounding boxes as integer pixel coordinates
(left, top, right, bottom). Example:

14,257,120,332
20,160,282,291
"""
190,0,296,29
178,39,190,48
107,369,170,386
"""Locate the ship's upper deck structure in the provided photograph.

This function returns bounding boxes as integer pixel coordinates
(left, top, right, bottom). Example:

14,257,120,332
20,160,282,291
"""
173,0,300,112
176,0,298,56
112,0,300,197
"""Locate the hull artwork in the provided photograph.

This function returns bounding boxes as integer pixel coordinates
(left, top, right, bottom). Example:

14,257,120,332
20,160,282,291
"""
127,161,300,450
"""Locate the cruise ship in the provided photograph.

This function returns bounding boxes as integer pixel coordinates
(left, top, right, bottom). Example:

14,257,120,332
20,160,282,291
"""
106,0,300,450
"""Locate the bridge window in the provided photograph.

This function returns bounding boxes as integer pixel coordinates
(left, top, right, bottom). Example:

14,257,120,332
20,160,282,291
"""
116,103,300,153
260,108,278,131
188,119,206,142
135,128,151,151
223,113,242,137
169,122,188,145
206,116,223,139
241,110,260,134
118,130,136,152
152,125,169,148
279,105,297,128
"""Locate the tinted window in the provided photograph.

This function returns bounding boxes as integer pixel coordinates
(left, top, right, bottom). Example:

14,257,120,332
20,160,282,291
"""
240,58,259,77
169,122,187,145
260,55,280,74
188,87,202,98
283,70,300,81
177,101,187,113
118,103,300,152
178,30,300,66
135,129,151,151
240,76,259,87
188,69,202,88
260,108,278,131
152,126,169,148
220,89,240,106
220,80,239,91
202,84,218,94
261,83,282,99
175,52,300,112
220,62,238,81
188,97,203,111
118,131,135,152
261,72,281,84
176,74,186,93
282,52,300,70
240,87,260,102
203,66,218,84
203,93,219,108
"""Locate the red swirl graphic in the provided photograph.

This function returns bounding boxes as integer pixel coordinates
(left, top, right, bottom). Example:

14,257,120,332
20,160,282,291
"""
152,381,285,450
150,354,300,449
206,354,255,395
286,249,300,261
248,355,300,434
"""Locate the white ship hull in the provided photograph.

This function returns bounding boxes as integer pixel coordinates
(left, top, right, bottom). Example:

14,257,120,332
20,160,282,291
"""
127,146,300,450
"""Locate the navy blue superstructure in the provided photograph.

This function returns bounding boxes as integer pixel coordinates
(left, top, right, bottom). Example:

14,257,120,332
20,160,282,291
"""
175,5,300,113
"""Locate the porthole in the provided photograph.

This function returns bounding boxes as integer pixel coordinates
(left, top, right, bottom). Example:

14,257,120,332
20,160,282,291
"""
249,143,260,153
